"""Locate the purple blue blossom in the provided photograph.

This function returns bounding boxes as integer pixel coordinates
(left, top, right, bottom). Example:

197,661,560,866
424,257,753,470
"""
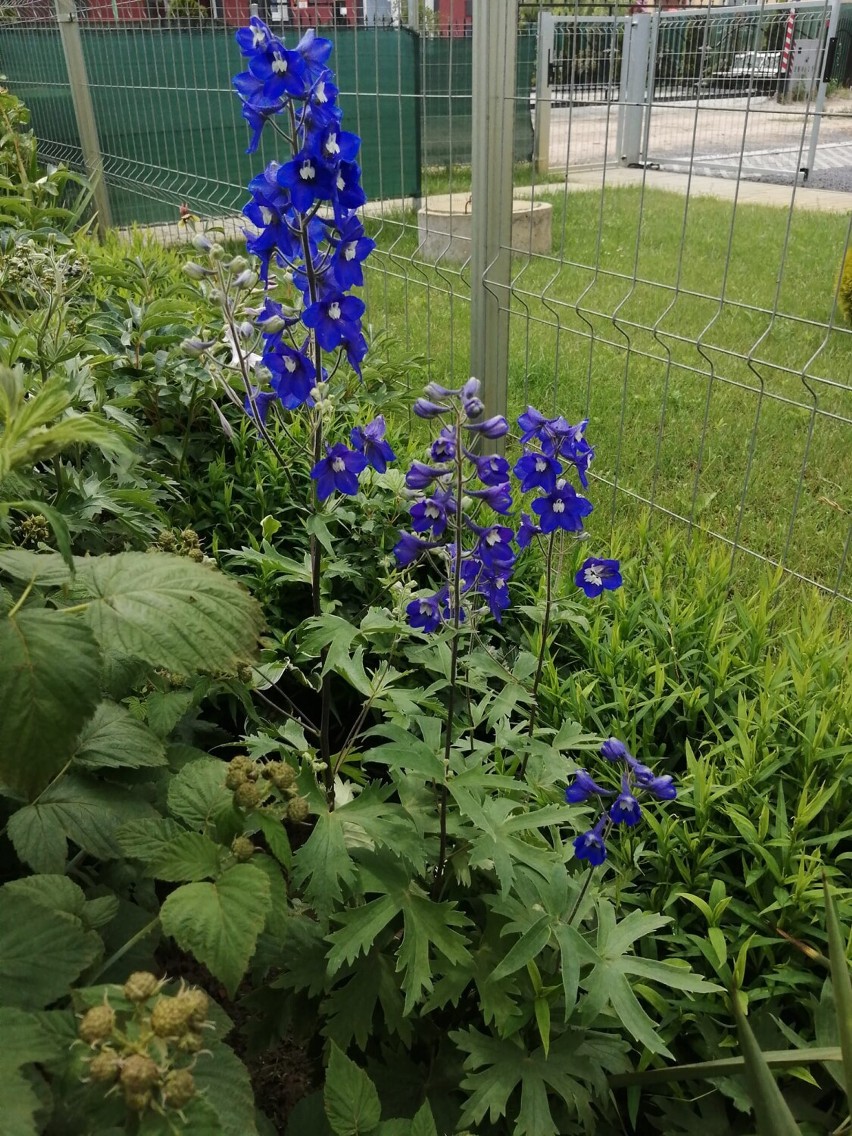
311,443,367,501
575,556,623,598
350,415,395,473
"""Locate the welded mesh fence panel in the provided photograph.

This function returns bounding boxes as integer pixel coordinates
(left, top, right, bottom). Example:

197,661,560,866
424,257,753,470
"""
496,6,852,602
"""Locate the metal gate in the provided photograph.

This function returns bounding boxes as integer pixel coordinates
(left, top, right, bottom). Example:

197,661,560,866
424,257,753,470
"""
535,0,844,180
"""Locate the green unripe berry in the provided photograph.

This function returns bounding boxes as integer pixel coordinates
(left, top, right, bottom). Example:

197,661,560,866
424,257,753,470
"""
79,1005,116,1044
123,971,160,1003
124,1090,152,1112
234,781,262,810
287,796,310,823
272,763,297,791
175,1030,204,1054
177,987,209,1027
164,1068,196,1110
150,996,192,1038
231,836,256,862
88,1049,121,1083
120,1054,160,1093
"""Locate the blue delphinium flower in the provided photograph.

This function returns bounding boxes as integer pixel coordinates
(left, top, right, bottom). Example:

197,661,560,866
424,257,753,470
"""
531,481,593,533
565,769,616,804
350,415,395,473
513,451,562,493
566,738,677,866
311,443,367,500
573,816,608,866
575,556,622,598
406,593,444,633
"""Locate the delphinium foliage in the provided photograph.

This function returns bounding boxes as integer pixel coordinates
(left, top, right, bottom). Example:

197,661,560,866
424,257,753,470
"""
159,21,703,1135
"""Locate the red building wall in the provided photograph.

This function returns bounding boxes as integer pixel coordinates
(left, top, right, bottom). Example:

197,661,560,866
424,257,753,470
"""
432,0,471,35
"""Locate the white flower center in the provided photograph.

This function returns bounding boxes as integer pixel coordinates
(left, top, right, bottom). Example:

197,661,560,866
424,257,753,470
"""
419,600,433,615
553,500,565,514
272,52,287,74
328,302,341,320
337,173,345,191
535,457,546,472
584,566,603,587
260,206,273,225
316,80,327,103
325,132,340,156
344,241,357,261
284,356,296,373
332,457,346,472
485,531,500,546
425,504,440,519
299,160,316,182
252,27,265,47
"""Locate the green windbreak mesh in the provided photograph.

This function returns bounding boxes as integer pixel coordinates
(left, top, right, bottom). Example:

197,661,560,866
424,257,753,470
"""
421,31,536,170
0,22,421,227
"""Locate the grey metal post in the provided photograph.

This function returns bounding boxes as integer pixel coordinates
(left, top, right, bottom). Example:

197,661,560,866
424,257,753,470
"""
803,0,842,179
619,12,652,166
470,0,517,448
534,11,555,175
55,0,112,238
407,0,420,33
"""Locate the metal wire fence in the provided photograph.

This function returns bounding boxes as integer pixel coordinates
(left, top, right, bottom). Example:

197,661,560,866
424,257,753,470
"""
2,0,850,601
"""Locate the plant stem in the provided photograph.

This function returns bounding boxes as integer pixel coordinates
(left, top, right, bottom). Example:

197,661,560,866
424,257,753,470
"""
433,413,465,898
518,530,557,779
90,916,161,983
566,865,596,926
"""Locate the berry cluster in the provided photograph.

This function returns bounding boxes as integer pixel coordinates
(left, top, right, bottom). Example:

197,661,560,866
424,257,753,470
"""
78,974,211,1116
226,754,310,824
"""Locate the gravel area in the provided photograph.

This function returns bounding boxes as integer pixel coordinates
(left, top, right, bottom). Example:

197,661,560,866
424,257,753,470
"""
748,166,852,192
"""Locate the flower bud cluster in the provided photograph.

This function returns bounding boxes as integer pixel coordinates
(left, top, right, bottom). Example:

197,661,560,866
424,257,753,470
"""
77,976,211,1116
566,738,677,866
226,754,310,824
231,19,375,421
152,528,205,562
396,379,513,630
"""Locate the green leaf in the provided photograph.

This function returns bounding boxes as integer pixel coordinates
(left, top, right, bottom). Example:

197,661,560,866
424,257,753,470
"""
409,1101,439,1136
327,896,400,975
4,499,74,571
0,890,101,1008
72,701,167,771
114,817,185,860
610,1047,844,1088
324,1042,382,1136
291,809,356,916
1,1006,67,1067
824,876,852,1108
397,894,471,1014
732,993,804,1136
255,812,292,870
159,863,272,996
8,774,157,873
193,1041,259,1136
146,831,224,882
0,1059,44,1136
73,552,262,673
490,915,552,984
0,549,72,586
0,607,101,797
167,758,232,833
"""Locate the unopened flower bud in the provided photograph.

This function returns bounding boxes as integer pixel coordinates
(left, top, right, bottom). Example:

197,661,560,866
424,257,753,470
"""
209,242,226,260
180,336,214,357
192,234,213,253
233,270,258,290
227,256,249,273
183,261,212,280
238,320,254,340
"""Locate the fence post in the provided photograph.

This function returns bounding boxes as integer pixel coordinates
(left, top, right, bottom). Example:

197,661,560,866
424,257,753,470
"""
470,0,517,450
803,0,843,179
618,12,652,165
534,11,554,175
55,0,112,238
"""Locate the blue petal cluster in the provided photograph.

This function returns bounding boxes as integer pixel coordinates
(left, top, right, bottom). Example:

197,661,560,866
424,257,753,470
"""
233,18,387,501
512,406,623,599
397,380,512,631
567,738,677,866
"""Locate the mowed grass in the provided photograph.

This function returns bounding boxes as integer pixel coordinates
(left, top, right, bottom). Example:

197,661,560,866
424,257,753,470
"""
361,185,852,598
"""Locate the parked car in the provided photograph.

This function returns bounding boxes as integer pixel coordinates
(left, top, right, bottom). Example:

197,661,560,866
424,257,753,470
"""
701,50,782,94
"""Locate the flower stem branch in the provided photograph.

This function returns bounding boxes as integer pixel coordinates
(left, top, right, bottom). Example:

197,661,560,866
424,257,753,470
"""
519,530,557,779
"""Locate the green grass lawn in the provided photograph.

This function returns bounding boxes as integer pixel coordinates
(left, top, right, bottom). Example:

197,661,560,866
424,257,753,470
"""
361,185,852,599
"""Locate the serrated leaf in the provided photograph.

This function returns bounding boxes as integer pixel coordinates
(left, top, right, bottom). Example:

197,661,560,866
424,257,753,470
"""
0,1059,44,1136
327,895,399,975
159,864,271,996
291,810,356,916
0,607,101,796
409,1101,439,1136
1,874,89,927
72,552,262,672
8,774,157,873
324,1042,381,1136
167,759,233,834
193,1041,259,1136
115,817,185,860
1,1006,67,1067
0,548,72,586
0,890,101,1008
824,877,852,1108
145,690,195,737
255,812,292,869
146,831,223,882
73,701,167,771
398,894,471,1014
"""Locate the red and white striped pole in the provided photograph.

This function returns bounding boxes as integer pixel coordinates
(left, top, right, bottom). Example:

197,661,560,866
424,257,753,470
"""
780,7,796,75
